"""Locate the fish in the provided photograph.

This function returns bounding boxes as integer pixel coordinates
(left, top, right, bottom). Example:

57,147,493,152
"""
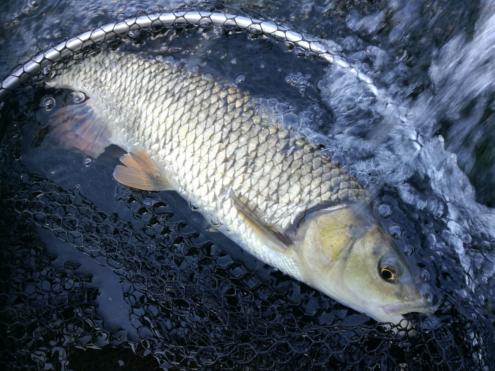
45,49,435,325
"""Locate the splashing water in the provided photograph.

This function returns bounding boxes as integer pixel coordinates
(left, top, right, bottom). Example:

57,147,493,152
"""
413,0,495,275
302,1,495,291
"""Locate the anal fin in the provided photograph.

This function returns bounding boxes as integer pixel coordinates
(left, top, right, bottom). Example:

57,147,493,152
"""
113,150,174,191
48,101,111,158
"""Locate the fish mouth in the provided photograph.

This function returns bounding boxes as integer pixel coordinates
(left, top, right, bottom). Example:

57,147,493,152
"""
382,301,438,316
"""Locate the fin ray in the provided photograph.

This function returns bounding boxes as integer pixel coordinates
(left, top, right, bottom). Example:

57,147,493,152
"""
231,192,292,250
48,101,110,158
113,150,173,191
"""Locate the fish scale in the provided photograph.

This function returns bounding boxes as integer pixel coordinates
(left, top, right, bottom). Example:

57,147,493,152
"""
49,50,367,280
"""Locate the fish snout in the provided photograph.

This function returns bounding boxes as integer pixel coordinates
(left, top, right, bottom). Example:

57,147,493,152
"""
382,283,439,317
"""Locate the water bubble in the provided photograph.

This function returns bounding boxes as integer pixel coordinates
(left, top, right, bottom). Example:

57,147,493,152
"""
402,244,414,255
210,217,222,227
462,233,472,244
235,75,245,84
188,201,199,211
128,30,141,39
420,269,431,281
41,96,56,111
83,158,92,167
22,0,40,15
426,233,437,246
71,91,87,104
388,225,402,238
41,65,52,76
421,315,441,331
285,72,310,94
457,288,469,299
377,203,392,217
284,113,299,127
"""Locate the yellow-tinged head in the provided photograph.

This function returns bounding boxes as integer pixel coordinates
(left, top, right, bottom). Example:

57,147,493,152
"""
295,204,436,325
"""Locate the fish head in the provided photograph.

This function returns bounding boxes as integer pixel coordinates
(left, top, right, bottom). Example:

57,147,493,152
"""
297,204,436,325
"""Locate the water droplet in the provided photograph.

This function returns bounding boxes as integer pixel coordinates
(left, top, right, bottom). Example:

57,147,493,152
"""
377,203,392,217
41,96,56,111
83,157,92,167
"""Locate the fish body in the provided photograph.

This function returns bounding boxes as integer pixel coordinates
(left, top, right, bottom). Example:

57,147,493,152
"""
51,51,365,278
48,50,434,324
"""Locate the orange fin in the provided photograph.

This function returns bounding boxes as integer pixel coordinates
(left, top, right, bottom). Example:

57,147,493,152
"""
113,150,173,191
48,101,111,158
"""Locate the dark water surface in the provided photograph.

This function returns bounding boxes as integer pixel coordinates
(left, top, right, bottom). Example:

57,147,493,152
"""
0,0,494,370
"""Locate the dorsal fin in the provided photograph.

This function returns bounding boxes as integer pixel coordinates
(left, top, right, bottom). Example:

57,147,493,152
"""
113,150,174,191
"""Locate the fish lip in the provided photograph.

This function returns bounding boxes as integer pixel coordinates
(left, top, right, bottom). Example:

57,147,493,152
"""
382,301,438,316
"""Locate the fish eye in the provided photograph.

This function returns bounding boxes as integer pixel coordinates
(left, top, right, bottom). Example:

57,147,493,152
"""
378,264,399,283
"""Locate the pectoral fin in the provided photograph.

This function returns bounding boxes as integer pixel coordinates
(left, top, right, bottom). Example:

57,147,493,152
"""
113,150,174,191
47,100,111,158
231,193,292,250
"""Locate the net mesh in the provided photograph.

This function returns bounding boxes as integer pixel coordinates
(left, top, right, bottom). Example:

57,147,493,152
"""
0,5,494,371
1,126,492,370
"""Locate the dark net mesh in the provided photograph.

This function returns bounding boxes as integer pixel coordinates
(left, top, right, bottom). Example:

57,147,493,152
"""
0,5,494,371
1,118,493,370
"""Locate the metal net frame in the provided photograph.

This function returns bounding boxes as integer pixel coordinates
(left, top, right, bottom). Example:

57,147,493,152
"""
0,10,383,100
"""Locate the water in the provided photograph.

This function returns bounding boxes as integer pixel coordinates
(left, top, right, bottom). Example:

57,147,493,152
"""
0,0,494,369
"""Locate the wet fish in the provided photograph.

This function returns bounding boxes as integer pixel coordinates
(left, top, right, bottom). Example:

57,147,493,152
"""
46,50,434,324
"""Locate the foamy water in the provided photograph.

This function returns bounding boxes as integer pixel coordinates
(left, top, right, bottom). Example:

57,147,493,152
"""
299,0,495,289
